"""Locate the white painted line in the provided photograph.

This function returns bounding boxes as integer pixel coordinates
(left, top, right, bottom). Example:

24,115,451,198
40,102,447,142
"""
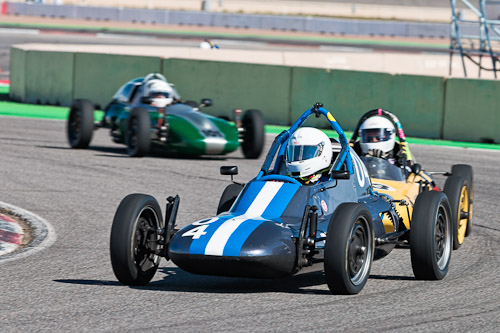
0,201,57,263
96,32,156,40
0,28,40,35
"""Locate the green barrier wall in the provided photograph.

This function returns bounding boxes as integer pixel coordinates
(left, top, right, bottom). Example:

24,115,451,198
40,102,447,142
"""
73,53,162,109
8,47,500,143
9,47,26,102
25,50,74,106
443,78,500,143
290,68,445,138
163,58,292,126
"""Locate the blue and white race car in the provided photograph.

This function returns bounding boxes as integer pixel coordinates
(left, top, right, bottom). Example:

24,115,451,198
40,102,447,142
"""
110,103,453,295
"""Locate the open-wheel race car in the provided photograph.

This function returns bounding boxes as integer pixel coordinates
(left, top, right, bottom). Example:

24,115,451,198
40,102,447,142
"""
110,103,455,295
66,73,265,158
350,108,473,250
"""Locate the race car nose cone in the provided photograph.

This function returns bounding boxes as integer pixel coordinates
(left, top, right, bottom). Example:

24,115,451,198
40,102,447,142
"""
169,220,297,278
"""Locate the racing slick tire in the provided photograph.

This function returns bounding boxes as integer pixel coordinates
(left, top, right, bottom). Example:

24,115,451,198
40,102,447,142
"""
126,107,151,157
110,194,163,286
410,191,452,280
241,109,265,159
324,203,374,295
443,176,469,250
67,99,95,149
216,183,244,215
451,164,473,237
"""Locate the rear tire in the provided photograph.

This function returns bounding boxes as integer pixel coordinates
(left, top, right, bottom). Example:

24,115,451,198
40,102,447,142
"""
110,194,163,286
443,176,469,250
127,107,151,157
324,203,374,295
451,164,473,237
216,183,244,214
410,191,452,280
241,109,265,159
67,99,94,148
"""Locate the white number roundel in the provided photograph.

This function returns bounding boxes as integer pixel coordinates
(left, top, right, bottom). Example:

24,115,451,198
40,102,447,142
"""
352,153,366,187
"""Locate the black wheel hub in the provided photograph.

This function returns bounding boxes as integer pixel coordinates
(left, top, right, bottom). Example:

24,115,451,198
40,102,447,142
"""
348,224,368,279
133,216,158,271
435,212,446,261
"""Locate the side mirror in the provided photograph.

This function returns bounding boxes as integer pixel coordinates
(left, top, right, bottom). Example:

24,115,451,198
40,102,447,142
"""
332,170,350,180
220,166,238,176
411,163,422,175
200,98,213,107
141,96,152,104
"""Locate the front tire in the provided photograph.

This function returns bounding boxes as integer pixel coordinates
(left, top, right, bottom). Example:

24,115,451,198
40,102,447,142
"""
126,107,151,157
240,109,265,159
67,99,94,148
443,176,469,250
110,194,163,286
410,191,452,280
451,164,473,237
324,203,374,295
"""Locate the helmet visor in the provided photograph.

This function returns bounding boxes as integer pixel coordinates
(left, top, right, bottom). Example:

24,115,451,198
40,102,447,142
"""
361,128,393,143
287,143,323,162
150,91,170,98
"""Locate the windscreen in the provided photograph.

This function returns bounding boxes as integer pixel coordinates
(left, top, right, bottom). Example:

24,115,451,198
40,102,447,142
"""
360,156,404,181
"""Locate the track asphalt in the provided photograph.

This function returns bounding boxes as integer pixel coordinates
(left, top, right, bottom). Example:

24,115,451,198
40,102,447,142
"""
0,16,450,52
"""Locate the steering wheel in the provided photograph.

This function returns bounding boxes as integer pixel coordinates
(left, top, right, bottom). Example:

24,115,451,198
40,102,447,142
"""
259,174,301,185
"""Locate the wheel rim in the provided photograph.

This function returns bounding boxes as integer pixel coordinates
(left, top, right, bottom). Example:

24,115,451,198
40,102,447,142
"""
128,117,138,152
68,109,81,144
347,217,372,285
435,205,451,270
456,186,469,245
132,206,160,273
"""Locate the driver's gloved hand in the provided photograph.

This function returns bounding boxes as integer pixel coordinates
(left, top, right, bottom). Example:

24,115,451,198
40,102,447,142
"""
368,149,384,158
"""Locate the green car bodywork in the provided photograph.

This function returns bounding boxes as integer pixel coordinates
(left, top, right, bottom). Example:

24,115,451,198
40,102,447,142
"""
104,77,241,156
67,74,264,158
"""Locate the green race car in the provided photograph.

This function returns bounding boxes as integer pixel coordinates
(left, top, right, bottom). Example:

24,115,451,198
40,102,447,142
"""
66,73,265,158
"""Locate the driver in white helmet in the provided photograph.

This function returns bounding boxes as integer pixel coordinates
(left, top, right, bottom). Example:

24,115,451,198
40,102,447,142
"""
358,116,398,163
144,79,175,108
285,127,333,185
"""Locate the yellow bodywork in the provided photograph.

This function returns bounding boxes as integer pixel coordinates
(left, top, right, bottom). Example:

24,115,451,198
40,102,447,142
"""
372,172,435,232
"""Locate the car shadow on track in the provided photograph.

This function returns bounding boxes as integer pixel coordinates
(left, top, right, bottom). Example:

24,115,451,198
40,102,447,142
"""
54,267,415,295
53,267,330,295
38,145,126,155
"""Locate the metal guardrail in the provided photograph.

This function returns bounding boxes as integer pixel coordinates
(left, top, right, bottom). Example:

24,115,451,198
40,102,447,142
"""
4,1,459,38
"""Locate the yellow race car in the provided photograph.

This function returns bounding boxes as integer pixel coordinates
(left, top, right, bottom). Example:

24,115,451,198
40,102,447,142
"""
350,109,473,251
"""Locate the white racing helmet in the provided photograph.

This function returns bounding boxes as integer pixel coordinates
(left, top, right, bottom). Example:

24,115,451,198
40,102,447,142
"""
359,116,396,155
285,127,333,181
144,79,174,107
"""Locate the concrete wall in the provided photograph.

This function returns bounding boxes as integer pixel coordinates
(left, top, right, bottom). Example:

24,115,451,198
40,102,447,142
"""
9,46,500,143
25,50,74,106
163,58,291,126
9,47,26,102
73,53,162,109
290,68,445,137
443,78,500,143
